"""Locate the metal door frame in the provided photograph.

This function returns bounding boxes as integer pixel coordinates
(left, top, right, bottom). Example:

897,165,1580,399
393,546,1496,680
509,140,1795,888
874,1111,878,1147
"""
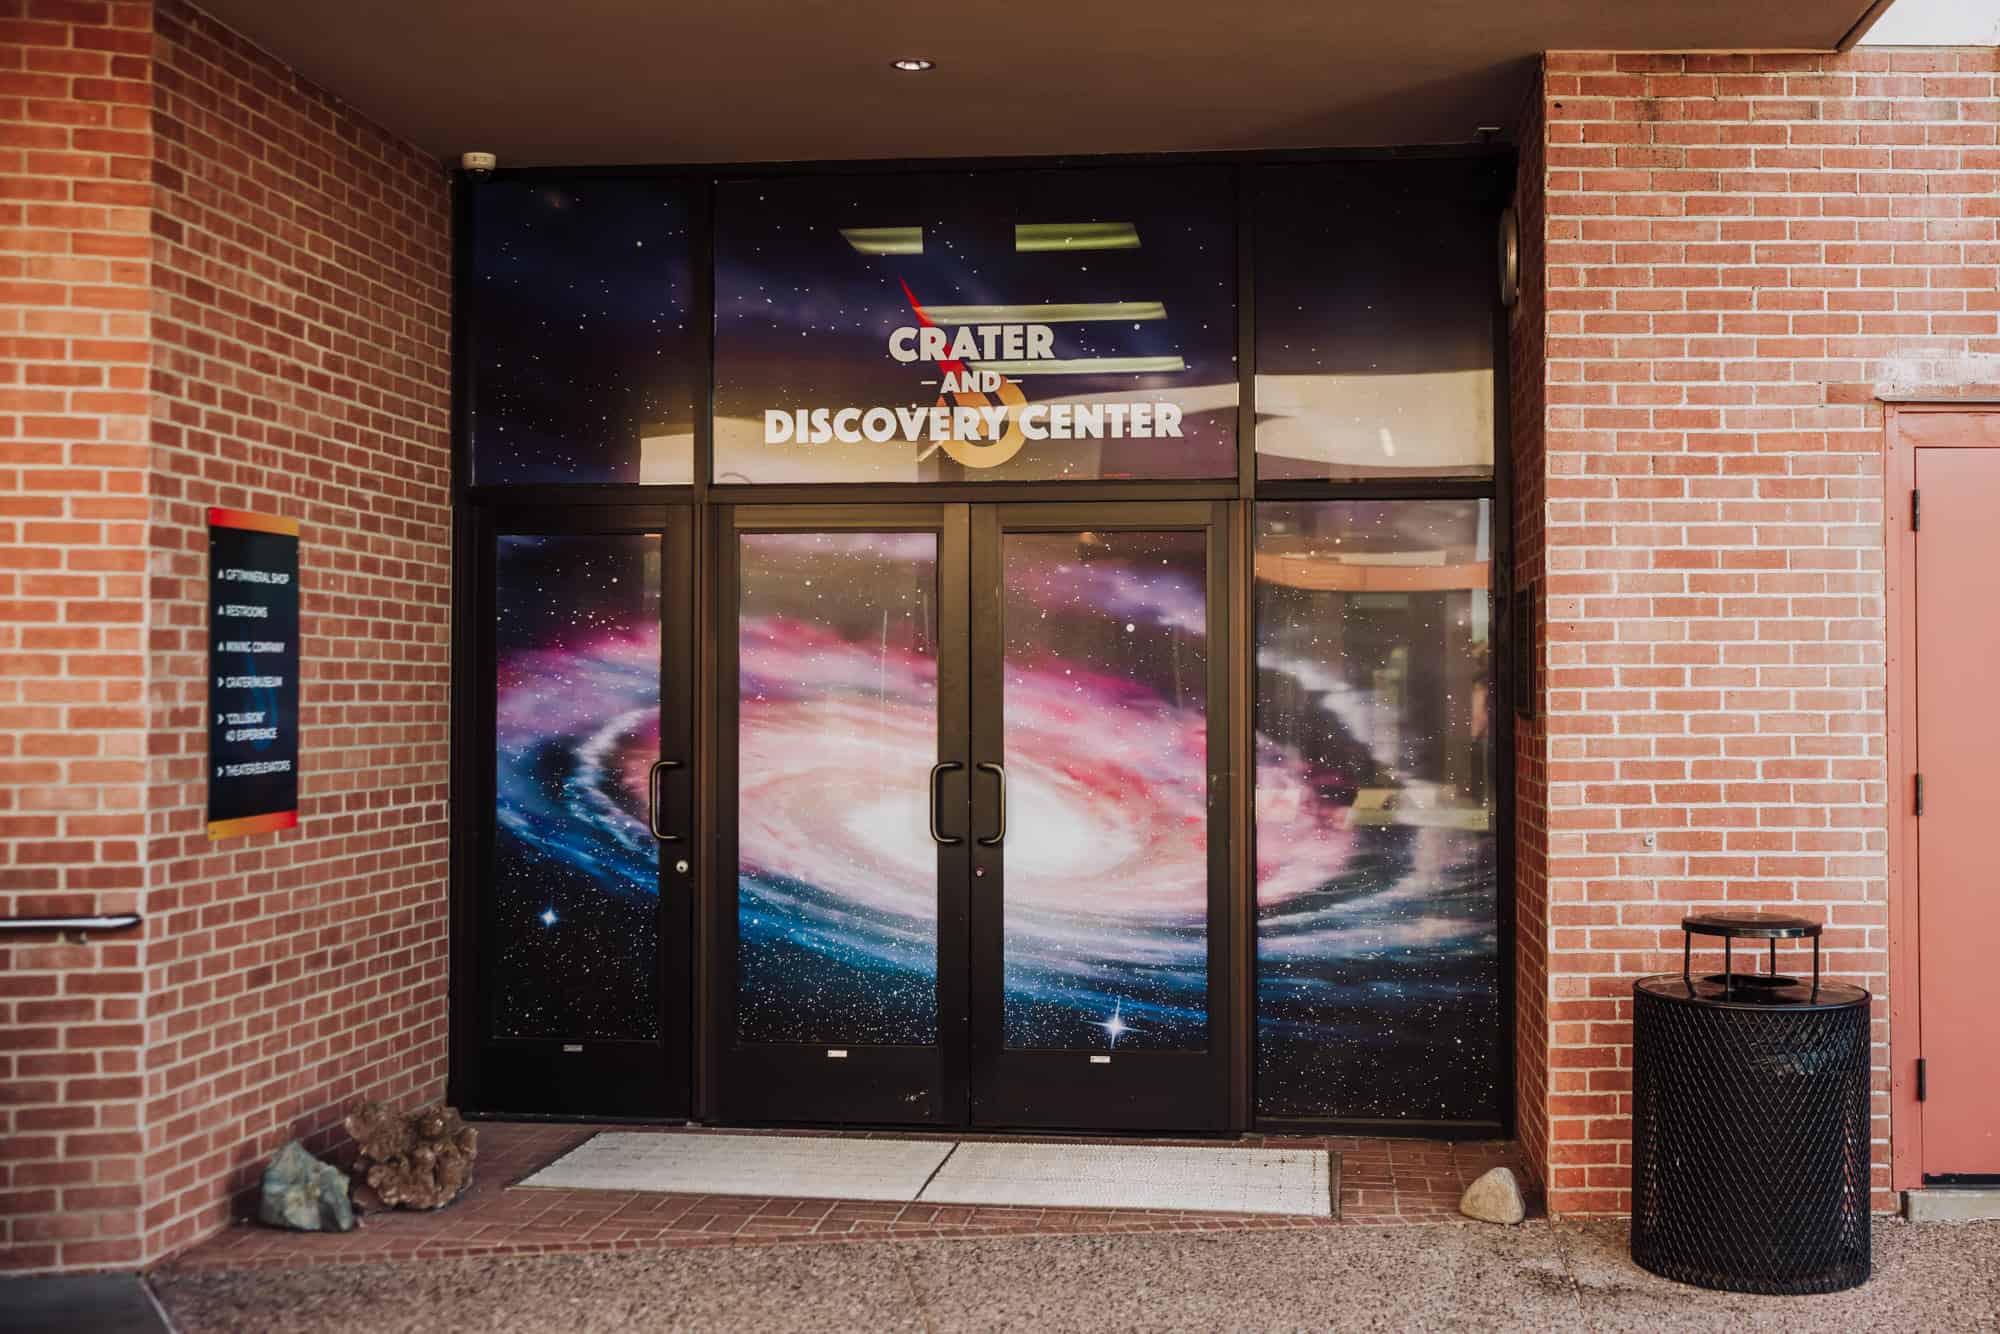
704,503,973,1125
1884,401,2000,1190
449,502,697,1118
446,152,1519,1140
966,500,1235,1131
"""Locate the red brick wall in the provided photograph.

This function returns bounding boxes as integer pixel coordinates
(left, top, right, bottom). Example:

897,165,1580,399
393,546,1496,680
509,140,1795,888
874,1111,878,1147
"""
140,0,451,1259
1506,66,1551,1200
0,0,158,1273
1,0,450,1273
1533,47,2000,1215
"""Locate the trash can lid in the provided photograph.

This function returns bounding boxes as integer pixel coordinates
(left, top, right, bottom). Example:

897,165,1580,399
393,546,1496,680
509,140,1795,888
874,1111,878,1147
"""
1637,972,1868,1010
1681,910,1821,940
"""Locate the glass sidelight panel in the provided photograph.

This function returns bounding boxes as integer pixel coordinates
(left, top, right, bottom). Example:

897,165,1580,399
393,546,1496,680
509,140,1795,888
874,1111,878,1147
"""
1253,161,1501,481
735,531,941,1045
491,533,662,1039
1253,500,1500,1121
998,529,1210,1051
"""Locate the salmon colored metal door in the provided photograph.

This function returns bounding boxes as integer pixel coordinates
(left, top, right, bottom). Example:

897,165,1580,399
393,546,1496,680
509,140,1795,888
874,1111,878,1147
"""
1915,445,2000,1179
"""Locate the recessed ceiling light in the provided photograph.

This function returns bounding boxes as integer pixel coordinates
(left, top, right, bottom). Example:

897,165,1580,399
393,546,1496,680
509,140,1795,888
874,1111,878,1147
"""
891,58,935,72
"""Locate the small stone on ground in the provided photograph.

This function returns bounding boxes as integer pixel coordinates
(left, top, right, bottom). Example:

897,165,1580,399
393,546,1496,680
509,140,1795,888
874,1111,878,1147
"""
258,1141,355,1233
1460,1165,1527,1225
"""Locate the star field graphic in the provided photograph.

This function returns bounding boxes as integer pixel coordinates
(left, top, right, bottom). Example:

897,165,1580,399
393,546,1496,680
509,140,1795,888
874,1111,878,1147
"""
1252,501,1502,1122
468,180,698,485
492,534,663,1040
712,167,1238,484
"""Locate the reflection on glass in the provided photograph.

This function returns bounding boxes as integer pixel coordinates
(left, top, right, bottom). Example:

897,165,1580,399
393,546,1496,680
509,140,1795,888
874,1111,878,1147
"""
1254,501,1499,1120
1254,161,1500,480
492,534,661,1039
713,168,1237,484
736,532,941,1044
468,179,698,485
1001,530,1209,1051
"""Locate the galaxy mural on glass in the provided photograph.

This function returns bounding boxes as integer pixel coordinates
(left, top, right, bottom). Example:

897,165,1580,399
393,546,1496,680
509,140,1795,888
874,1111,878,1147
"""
1253,501,1501,1122
492,534,662,1041
468,179,698,485
1000,530,1211,1052
712,168,1236,484
735,531,942,1046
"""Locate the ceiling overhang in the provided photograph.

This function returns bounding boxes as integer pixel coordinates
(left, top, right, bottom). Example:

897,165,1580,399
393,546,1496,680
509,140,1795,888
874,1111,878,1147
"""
192,0,1886,167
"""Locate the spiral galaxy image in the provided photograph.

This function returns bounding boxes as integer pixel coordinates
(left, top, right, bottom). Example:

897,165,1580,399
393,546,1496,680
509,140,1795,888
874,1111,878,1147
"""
1253,500,1501,1123
734,531,945,1045
733,528,1220,1052
487,510,1498,1118
492,533,664,1041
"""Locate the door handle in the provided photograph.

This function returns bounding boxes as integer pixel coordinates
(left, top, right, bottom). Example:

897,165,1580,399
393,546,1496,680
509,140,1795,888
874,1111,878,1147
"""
929,762,964,846
976,761,1006,846
648,759,684,843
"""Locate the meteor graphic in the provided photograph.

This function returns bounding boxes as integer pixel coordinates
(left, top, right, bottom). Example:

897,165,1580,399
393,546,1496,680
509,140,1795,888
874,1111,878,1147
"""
898,275,1030,469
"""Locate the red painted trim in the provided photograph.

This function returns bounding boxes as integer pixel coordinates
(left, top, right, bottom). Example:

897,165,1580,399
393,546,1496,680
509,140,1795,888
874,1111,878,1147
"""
1884,402,2000,1191
1895,408,2000,448
206,809,298,840
208,507,299,537
1884,404,1919,1192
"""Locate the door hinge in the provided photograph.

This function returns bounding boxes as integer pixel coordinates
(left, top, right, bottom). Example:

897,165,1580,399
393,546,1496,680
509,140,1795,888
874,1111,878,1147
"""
1915,772,1924,817
1916,1058,1927,1102
1911,488,1921,532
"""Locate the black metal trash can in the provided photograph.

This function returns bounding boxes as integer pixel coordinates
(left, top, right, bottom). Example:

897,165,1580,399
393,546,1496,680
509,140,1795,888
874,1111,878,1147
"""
1630,911,1871,1294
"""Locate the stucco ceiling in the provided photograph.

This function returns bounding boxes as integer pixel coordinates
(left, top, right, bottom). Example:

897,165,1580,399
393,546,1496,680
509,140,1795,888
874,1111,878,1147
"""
194,0,1887,167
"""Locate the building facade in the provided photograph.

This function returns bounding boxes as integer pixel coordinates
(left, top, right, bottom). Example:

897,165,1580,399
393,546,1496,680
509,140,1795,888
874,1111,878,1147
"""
2,0,1995,1274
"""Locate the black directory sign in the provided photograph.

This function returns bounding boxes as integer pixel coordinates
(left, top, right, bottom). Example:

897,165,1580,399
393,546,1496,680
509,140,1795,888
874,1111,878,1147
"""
207,509,300,838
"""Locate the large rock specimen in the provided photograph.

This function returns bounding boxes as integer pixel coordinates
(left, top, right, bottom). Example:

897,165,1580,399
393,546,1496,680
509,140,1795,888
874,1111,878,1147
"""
345,1100,478,1211
259,1140,357,1232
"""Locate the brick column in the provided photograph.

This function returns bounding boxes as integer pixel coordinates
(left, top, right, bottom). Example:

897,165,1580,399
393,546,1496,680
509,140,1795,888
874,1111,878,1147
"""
1533,47,2000,1215
0,0,158,1272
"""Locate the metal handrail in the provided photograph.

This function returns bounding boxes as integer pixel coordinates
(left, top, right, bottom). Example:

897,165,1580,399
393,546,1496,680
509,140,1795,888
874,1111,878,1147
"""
0,913,141,933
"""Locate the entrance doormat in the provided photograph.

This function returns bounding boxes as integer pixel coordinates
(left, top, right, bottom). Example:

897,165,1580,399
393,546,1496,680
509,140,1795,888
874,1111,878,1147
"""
519,1133,1336,1218
921,1141,1333,1217
517,1132,954,1203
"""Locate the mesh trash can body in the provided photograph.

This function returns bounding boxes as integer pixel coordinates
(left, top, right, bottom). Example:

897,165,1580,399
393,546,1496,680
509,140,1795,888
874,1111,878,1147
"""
1630,959,1871,1295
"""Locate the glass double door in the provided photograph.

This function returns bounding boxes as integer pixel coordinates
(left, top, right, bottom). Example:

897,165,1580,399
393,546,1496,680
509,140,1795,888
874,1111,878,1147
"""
715,502,1231,1132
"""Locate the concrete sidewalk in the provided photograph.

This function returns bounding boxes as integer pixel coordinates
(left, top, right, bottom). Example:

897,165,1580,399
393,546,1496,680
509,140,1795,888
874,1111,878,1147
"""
147,1217,2000,1333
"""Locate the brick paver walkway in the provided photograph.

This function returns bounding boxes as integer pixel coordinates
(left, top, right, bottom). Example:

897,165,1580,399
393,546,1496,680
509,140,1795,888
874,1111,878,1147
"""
158,1123,1529,1273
